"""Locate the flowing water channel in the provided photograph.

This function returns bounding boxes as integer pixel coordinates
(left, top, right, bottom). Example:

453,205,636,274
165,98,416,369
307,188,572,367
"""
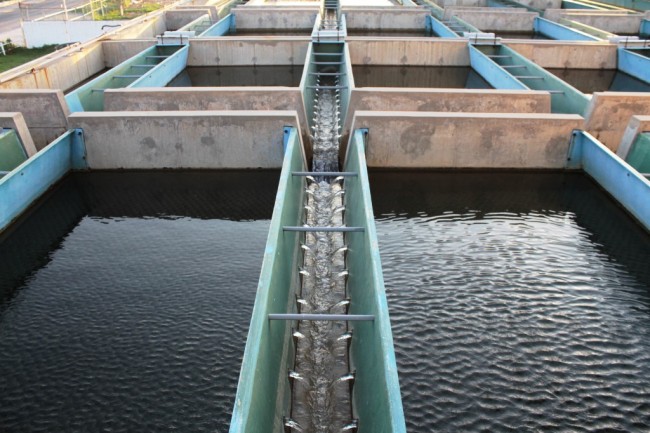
371,171,650,432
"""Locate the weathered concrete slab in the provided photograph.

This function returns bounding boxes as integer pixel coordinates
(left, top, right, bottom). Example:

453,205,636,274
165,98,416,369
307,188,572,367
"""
106,15,167,39
103,87,310,154
68,111,302,169
187,38,310,65
165,10,211,31
0,112,37,157
444,8,538,31
348,111,583,168
0,42,104,92
342,88,552,140
343,7,429,29
174,5,219,20
544,10,643,34
102,40,157,67
233,7,318,29
506,41,616,69
0,90,70,150
584,92,650,151
618,115,650,159
347,39,469,65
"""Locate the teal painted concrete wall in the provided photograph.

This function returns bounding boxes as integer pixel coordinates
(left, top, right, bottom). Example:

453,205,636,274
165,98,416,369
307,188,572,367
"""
0,129,86,232
568,130,650,232
0,129,27,174
343,129,406,433
229,127,306,433
626,132,650,173
534,17,601,41
200,13,235,37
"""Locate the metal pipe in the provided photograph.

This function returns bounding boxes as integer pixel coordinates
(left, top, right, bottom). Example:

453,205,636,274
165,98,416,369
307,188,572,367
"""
269,314,374,321
292,171,357,176
283,226,365,232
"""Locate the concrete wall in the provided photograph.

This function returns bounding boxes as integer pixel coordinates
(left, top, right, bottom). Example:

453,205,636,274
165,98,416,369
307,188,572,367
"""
584,92,650,151
0,91,70,149
187,38,310,65
618,115,650,159
102,40,157,67
106,15,167,39
544,10,643,34
347,39,469,65
0,41,104,92
342,88,551,140
0,113,37,157
23,21,125,48
444,8,538,31
68,111,301,169
103,87,310,153
174,5,219,20
343,7,430,30
165,10,212,31
506,41,617,69
348,111,583,168
520,0,562,9
233,7,317,30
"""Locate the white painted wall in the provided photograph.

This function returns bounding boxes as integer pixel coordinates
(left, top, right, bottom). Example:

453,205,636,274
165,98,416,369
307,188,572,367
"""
23,21,125,48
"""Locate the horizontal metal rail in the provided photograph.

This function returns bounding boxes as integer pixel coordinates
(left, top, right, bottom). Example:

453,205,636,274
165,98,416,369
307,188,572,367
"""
269,314,375,321
313,52,344,56
131,64,156,68
283,226,365,232
311,61,345,65
145,55,170,59
292,171,357,176
306,85,349,89
309,72,346,76
488,55,511,58
501,65,527,68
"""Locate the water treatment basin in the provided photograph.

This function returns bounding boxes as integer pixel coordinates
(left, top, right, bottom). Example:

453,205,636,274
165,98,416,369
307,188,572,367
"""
167,66,305,87
371,170,650,432
546,69,650,93
352,66,493,88
0,171,279,432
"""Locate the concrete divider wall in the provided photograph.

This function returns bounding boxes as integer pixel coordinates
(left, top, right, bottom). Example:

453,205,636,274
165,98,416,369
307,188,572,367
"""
68,111,301,169
0,113,37,157
0,42,104,92
103,87,310,154
174,5,219,20
106,15,167,39
444,8,538,31
342,88,552,140
347,39,470,65
165,10,212,31
233,7,317,29
343,7,429,29
521,0,562,9
505,41,616,68
618,115,650,159
348,111,583,168
102,40,158,67
0,91,70,150
187,39,310,65
543,10,643,33
584,92,650,151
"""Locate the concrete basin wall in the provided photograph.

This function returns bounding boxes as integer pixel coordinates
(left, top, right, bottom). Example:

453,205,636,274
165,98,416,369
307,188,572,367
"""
347,111,583,168
233,7,318,30
505,41,617,69
103,87,310,154
618,115,650,159
347,39,470,65
343,7,430,30
68,110,301,169
342,88,552,141
443,8,538,31
584,93,650,151
0,90,70,150
543,10,644,34
0,113,37,157
187,38,310,65
102,40,158,67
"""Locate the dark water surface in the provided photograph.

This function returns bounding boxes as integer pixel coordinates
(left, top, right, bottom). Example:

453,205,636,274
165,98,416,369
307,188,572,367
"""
0,171,279,432
370,171,650,432
547,68,650,93
352,66,492,88
168,65,305,87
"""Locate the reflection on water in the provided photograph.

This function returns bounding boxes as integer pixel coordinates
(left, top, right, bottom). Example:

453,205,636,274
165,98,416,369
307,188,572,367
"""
168,65,305,87
371,171,650,433
498,32,550,40
547,68,650,93
352,66,493,88
0,171,279,432
346,29,431,37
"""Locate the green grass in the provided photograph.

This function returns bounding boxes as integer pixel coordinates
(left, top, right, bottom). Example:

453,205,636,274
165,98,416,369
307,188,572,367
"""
96,2,161,20
0,45,58,74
